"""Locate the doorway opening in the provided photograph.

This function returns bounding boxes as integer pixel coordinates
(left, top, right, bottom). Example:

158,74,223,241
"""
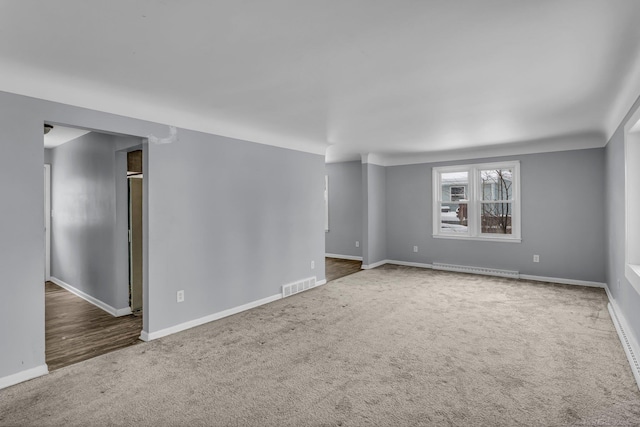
325,257,362,282
43,123,145,370
128,150,143,314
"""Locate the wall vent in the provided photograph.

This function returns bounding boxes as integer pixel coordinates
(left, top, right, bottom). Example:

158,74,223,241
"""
432,262,519,279
282,277,317,298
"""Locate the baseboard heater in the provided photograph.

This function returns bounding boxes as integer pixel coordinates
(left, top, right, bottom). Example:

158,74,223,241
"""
432,262,520,279
282,277,317,298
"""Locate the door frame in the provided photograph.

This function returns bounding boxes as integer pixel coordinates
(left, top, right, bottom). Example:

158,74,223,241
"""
44,163,51,281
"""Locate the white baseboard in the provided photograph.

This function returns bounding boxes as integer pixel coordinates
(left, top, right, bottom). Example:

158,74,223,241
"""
361,259,388,269
316,279,327,286
604,283,614,302
325,253,363,261
0,364,48,390
49,277,131,317
386,260,433,269
606,297,640,391
519,274,605,288
358,260,605,289
141,292,282,342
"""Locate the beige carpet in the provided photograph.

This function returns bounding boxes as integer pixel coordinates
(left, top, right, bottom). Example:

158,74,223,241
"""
2,265,640,426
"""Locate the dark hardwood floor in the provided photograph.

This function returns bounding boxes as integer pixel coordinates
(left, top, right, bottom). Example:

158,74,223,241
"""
325,257,362,282
45,281,142,371
45,259,358,370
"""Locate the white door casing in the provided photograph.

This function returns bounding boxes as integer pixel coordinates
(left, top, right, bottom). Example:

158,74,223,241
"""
44,164,51,280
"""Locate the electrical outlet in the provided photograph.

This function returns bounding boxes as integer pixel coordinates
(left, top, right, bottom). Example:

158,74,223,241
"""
413,246,418,253
533,255,540,263
177,290,184,303
355,241,360,248
311,260,315,269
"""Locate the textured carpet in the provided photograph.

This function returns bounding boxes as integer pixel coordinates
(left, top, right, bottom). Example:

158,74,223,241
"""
2,266,640,426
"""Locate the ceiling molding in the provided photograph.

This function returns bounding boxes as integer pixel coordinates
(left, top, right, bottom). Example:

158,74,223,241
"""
370,132,606,167
360,153,385,166
605,48,640,142
0,63,329,157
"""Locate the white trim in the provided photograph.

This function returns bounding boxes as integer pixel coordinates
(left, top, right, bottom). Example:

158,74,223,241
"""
626,264,640,295
360,259,606,289
49,277,132,317
0,364,48,390
0,62,328,156
139,330,151,342
324,175,329,232
605,48,640,142
606,298,640,391
361,259,387,269
378,132,605,166
329,135,605,166
115,307,132,316
141,292,282,341
361,153,385,166
316,279,327,286
519,274,605,289
44,164,51,281
386,260,433,269
604,282,614,302
623,107,640,296
325,253,363,261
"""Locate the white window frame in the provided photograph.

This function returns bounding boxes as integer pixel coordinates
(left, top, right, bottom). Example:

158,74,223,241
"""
432,161,521,242
624,107,640,295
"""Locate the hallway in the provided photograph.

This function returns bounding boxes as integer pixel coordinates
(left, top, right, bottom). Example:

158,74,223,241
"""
45,282,142,371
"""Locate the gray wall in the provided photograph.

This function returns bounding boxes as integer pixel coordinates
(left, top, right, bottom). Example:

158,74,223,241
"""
44,148,52,164
363,163,387,266
605,95,640,347
0,94,46,380
146,130,326,332
325,161,362,257
0,90,325,381
50,132,140,310
386,148,606,282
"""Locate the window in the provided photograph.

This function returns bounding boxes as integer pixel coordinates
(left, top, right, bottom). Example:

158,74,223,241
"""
624,108,640,294
433,161,521,242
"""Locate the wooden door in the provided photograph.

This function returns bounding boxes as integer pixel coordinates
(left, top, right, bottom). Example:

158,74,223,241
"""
129,177,143,312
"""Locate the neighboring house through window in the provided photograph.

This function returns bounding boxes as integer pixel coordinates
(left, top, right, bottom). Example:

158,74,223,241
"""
450,186,466,201
433,161,521,242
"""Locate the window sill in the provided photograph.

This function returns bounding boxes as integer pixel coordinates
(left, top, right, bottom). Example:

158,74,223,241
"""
432,234,522,243
625,264,640,295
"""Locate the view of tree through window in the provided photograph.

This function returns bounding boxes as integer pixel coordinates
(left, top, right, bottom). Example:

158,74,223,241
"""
480,168,513,234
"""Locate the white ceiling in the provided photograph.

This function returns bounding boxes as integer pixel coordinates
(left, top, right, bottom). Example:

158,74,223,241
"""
3,1,640,163
43,125,90,148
